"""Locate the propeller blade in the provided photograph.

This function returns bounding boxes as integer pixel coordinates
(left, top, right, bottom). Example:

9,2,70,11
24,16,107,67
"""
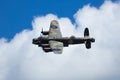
41,28,43,33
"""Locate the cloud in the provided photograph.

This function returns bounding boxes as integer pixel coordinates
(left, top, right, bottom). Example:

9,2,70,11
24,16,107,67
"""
0,1,120,80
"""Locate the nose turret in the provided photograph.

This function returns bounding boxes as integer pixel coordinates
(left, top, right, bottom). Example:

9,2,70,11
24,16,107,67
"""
32,38,40,45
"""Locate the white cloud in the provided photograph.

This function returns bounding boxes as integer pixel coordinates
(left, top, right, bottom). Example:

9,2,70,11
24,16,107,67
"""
0,1,120,80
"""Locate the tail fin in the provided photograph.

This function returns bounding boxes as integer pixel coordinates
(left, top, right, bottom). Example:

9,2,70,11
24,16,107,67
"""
48,20,62,39
84,28,95,49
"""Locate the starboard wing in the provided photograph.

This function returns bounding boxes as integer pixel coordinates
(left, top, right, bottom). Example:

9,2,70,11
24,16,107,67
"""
49,40,63,54
48,20,63,54
48,20,62,39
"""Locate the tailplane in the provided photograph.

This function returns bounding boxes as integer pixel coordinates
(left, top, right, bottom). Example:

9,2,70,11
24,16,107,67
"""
84,28,95,49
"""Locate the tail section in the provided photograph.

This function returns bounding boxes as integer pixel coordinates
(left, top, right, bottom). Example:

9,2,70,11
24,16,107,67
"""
84,28,95,49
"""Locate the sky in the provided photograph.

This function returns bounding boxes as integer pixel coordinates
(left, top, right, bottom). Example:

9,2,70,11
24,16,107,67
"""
0,0,120,80
0,0,108,39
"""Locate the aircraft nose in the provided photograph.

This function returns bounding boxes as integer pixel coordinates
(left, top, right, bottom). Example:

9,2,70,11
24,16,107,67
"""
32,38,39,44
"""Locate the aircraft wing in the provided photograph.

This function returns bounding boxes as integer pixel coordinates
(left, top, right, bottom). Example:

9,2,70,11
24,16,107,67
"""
49,40,63,54
48,20,63,54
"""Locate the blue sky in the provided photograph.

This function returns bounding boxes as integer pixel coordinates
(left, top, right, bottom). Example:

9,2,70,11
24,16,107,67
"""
0,1,120,80
0,0,116,39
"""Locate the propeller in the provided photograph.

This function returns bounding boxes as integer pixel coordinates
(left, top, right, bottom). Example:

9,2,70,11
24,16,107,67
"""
41,28,49,35
41,28,43,34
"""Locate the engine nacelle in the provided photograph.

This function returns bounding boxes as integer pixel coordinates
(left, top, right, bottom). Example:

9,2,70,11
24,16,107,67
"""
41,31,49,35
41,28,49,35
41,44,50,47
42,47,52,52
